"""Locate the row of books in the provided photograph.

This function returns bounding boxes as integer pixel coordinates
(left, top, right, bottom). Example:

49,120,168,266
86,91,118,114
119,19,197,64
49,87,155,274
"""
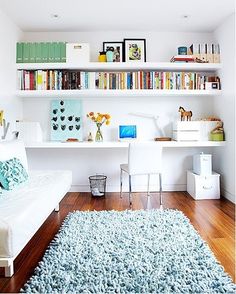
16,42,67,63
18,70,220,91
189,43,220,63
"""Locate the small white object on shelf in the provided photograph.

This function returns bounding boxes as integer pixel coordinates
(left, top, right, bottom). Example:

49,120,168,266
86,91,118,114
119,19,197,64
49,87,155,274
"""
173,121,200,141
199,121,219,141
16,121,43,143
66,43,90,64
172,121,221,141
193,153,212,176
187,170,220,200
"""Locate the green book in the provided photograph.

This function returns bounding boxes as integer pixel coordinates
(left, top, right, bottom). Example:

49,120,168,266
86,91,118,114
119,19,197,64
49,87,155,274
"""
55,42,61,63
23,42,30,63
16,42,23,63
29,43,36,63
60,42,66,63
35,43,42,63
48,42,55,63
42,42,49,63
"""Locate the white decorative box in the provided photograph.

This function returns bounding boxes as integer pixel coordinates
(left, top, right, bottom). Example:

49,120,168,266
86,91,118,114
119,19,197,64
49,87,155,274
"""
66,43,90,64
16,121,43,143
193,153,212,176
199,121,219,141
187,170,220,200
172,121,200,141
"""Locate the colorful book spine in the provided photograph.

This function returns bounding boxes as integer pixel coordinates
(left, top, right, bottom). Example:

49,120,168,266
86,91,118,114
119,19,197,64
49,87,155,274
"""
17,70,221,91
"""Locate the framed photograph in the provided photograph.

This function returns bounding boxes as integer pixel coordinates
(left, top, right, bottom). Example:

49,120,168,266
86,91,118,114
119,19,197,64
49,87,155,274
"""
103,42,124,62
124,39,146,62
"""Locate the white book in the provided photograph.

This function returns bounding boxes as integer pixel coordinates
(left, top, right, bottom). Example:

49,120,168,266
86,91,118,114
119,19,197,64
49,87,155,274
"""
89,72,96,89
24,71,30,90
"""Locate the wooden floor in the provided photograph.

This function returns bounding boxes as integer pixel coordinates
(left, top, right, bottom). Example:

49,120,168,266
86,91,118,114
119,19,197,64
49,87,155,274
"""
0,192,235,292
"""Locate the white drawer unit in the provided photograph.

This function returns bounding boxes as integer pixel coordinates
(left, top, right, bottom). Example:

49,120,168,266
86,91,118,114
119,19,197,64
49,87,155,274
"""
173,121,200,141
187,170,220,200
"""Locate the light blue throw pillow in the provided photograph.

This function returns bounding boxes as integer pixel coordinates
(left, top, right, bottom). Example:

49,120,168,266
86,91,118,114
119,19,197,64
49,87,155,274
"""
0,157,28,190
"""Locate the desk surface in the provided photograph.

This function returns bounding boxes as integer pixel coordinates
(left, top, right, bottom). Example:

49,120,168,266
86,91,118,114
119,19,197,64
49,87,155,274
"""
25,141,225,149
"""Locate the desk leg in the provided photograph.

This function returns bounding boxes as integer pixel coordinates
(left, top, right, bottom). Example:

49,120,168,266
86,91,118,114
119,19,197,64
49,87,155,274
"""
120,169,123,198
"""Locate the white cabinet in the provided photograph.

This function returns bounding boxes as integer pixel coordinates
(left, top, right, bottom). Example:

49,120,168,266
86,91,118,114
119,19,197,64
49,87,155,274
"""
187,170,220,200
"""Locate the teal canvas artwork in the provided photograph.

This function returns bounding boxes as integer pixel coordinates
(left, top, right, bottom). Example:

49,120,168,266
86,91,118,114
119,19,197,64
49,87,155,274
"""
51,99,82,141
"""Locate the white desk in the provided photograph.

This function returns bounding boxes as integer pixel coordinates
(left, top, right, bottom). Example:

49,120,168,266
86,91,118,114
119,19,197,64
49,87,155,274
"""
25,140,225,192
25,141,225,149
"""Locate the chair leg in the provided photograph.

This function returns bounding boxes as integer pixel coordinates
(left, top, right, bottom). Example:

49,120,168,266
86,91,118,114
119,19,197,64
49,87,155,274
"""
159,173,163,210
129,175,132,208
120,169,123,198
147,174,151,197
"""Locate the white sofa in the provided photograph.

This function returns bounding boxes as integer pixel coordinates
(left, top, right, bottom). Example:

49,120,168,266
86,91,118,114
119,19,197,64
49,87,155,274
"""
0,140,72,277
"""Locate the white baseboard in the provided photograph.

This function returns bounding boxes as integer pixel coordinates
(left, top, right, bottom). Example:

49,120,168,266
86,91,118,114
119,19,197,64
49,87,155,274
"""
221,187,235,203
70,184,187,193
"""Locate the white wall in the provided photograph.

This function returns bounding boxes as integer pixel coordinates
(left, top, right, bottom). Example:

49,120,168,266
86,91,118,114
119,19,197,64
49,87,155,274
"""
21,31,221,193
23,31,214,62
0,9,23,139
213,13,235,203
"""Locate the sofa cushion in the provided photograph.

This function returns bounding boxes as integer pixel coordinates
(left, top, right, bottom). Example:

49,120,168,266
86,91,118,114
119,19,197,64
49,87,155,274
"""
0,140,28,172
0,158,28,190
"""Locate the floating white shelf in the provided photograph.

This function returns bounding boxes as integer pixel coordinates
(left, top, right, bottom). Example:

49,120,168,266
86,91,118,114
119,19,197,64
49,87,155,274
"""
16,89,222,98
25,141,226,149
16,62,222,72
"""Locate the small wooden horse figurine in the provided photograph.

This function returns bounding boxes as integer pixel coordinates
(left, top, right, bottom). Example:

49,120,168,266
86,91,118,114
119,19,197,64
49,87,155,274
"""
178,106,192,121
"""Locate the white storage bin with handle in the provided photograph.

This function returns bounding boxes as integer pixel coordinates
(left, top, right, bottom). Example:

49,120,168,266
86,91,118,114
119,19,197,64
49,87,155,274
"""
66,43,90,64
193,152,212,176
187,170,220,200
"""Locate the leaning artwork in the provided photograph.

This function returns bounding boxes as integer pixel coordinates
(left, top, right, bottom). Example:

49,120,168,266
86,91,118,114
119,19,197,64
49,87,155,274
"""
50,99,82,141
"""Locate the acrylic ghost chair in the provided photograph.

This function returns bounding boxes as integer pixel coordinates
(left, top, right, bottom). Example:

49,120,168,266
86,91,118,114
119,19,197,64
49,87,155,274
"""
120,142,163,208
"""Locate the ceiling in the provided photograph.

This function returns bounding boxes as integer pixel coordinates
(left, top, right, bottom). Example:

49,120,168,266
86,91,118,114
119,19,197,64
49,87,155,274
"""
0,0,234,32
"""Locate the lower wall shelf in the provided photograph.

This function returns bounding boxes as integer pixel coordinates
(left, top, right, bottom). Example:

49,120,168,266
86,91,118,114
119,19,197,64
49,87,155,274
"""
25,141,226,149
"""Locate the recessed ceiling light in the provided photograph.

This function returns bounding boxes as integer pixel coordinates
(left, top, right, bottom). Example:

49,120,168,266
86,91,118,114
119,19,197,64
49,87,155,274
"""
51,14,59,19
182,15,190,19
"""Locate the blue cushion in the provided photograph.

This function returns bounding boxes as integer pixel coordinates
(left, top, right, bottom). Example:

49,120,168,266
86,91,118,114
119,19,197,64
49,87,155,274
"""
0,157,28,190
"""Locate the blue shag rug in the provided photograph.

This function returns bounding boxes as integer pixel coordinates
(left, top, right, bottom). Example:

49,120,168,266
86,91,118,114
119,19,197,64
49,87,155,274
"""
22,209,235,293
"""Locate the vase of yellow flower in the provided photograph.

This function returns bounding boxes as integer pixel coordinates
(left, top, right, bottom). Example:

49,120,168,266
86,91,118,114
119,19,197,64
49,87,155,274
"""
95,122,103,142
87,112,111,142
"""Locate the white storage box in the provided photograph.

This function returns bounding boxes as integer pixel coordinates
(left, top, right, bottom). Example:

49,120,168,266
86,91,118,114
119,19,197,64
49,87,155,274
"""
16,121,43,143
187,170,220,200
193,153,212,175
173,121,200,141
199,121,219,141
66,43,90,64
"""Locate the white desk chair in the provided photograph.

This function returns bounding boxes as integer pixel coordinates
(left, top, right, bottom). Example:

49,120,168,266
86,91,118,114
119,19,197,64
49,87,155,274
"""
120,142,163,208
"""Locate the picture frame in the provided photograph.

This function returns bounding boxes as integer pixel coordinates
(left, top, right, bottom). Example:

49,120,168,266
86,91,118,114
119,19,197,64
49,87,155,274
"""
103,42,124,62
124,39,146,62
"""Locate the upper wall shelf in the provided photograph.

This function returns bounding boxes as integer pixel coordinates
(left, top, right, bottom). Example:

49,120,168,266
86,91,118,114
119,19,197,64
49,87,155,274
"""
16,89,222,98
16,62,222,72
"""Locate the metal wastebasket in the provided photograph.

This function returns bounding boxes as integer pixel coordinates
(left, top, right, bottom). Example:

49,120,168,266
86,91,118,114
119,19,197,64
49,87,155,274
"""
89,175,107,197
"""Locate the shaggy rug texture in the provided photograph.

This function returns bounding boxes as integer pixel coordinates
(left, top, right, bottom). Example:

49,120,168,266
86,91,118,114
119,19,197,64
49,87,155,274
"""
22,209,235,293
